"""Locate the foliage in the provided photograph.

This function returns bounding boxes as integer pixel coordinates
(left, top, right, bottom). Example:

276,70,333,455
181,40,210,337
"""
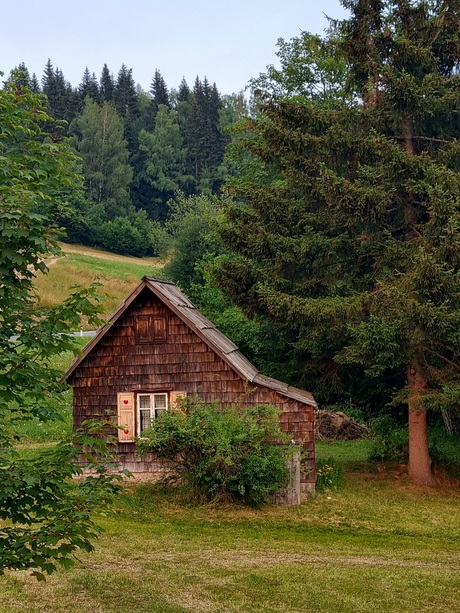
71,97,133,218
0,77,122,577
315,458,344,491
137,106,191,221
214,1,460,485
0,420,125,579
429,427,460,479
137,401,291,505
163,192,222,291
369,415,409,463
249,31,350,105
370,416,460,478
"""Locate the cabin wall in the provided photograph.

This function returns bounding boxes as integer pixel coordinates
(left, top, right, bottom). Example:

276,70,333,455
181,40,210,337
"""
69,289,315,493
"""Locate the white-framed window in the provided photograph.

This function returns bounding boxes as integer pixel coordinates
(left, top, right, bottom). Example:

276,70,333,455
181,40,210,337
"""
137,393,168,434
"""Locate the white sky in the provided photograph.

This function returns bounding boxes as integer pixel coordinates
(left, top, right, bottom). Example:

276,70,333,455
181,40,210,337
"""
2,1,348,95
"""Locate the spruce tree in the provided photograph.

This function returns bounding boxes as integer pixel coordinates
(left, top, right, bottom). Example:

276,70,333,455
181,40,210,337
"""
100,63,114,102
8,62,31,89
29,73,40,93
147,69,170,130
215,0,460,485
79,67,100,103
41,60,75,130
186,77,225,193
113,64,140,155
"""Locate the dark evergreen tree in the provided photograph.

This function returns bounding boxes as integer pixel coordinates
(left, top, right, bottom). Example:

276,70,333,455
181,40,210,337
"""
100,63,114,102
147,69,170,130
214,0,460,486
29,73,40,93
79,67,100,103
113,64,140,155
41,60,75,131
177,77,191,103
113,64,139,121
185,77,225,193
8,62,31,89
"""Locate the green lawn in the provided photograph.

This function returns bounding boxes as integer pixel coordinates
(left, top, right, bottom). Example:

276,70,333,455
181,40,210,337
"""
34,243,166,323
2,438,460,613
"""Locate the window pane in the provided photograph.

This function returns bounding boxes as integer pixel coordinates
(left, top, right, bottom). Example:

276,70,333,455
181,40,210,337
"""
140,409,152,432
139,395,151,409
154,394,167,409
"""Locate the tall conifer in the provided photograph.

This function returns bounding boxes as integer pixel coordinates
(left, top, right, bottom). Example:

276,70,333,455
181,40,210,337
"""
215,0,460,485
100,64,114,102
147,69,170,130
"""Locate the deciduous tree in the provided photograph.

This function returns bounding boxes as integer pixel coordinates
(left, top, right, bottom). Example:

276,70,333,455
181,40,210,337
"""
0,76,121,578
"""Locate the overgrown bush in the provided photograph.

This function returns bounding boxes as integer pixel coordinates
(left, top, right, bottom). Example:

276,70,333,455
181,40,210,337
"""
137,401,292,505
428,427,460,479
315,458,344,491
368,415,409,462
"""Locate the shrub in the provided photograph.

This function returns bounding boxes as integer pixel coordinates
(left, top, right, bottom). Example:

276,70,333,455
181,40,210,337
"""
368,415,409,462
137,401,292,505
428,427,460,479
315,458,344,491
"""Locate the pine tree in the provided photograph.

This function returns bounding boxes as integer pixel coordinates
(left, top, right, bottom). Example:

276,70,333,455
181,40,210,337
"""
147,69,170,130
113,64,140,155
41,60,75,130
79,67,100,103
113,64,139,121
186,77,225,193
29,73,40,93
100,63,114,102
215,0,460,486
8,62,31,89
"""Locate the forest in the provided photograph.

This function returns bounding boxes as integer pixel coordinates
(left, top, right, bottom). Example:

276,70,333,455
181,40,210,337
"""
6,60,247,256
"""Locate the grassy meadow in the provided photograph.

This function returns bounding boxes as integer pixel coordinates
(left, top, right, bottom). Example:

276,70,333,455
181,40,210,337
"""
34,242,166,324
2,453,460,612
3,244,460,612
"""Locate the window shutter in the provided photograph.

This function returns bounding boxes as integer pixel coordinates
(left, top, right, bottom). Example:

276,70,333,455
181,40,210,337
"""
170,390,187,410
117,392,135,442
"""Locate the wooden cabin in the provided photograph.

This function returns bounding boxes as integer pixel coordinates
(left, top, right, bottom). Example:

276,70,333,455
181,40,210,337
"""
65,277,317,498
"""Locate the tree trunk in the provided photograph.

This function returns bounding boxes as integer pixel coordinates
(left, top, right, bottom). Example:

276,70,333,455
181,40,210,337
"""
407,361,435,486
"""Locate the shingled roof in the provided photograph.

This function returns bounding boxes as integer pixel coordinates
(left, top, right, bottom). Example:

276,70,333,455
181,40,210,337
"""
65,276,316,407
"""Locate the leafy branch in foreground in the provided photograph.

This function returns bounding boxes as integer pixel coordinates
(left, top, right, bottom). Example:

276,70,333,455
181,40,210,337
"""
0,420,124,580
0,75,123,578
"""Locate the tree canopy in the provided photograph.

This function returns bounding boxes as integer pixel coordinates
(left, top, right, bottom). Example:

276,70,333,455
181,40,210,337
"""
0,76,122,578
214,0,460,486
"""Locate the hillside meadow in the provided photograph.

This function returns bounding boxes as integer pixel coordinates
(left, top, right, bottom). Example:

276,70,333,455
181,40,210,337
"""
34,242,166,324
3,243,459,612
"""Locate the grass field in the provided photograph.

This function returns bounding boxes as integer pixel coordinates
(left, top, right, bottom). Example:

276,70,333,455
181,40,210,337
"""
2,463,459,613
5,246,460,612
34,242,166,324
